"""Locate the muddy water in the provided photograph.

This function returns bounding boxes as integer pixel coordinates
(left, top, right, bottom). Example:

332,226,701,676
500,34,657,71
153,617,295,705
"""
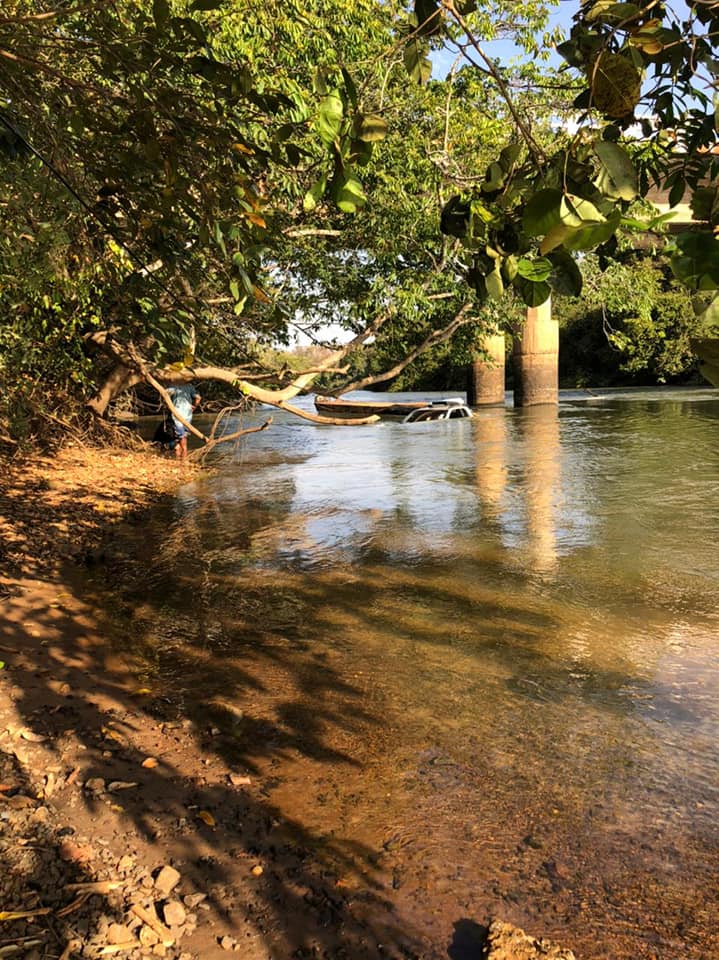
119,391,719,958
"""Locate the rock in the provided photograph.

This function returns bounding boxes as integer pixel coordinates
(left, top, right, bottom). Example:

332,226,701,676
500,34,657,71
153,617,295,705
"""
152,946,167,957
139,925,160,947
59,839,94,863
118,854,135,873
162,900,186,927
182,892,206,909
154,865,181,896
251,865,263,877
228,774,251,787
219,936,236,951
84,777,106,795
107,923,134,945
485,920,576,960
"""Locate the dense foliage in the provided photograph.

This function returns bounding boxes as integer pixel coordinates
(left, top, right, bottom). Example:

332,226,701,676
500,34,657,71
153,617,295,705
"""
557,255,700,387
1,0,718,446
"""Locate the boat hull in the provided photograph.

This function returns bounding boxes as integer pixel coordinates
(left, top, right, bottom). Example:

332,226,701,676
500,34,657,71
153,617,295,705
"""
314,396,427,418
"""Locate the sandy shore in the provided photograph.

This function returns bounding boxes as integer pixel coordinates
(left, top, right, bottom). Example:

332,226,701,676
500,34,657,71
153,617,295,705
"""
0,444,578,960
0,446,270,960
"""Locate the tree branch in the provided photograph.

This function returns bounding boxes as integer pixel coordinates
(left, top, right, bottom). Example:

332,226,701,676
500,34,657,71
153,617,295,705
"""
334,302,476,394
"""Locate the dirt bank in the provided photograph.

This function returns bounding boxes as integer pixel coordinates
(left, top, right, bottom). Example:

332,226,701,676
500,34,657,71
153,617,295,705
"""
1,446,278,959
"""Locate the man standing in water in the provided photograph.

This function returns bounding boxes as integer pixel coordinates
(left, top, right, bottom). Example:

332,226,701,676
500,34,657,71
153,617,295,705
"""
166,383,201,459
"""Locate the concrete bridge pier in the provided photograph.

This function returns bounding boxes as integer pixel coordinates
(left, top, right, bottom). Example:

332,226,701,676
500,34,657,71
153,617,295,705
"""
512,298,558,407
466,331,506,406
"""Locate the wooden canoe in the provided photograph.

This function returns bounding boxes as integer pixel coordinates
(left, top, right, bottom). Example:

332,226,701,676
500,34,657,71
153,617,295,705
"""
314,395,428,418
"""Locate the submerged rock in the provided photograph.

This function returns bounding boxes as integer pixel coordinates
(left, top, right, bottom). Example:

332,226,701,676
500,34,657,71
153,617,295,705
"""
485,920,576,960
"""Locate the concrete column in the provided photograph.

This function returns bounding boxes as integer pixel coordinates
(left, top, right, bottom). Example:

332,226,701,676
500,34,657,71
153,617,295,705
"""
466,332,506,406
512,298,558,406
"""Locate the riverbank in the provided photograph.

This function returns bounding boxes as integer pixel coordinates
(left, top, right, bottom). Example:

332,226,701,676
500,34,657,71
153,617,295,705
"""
0,446,240,959
0,444,580,960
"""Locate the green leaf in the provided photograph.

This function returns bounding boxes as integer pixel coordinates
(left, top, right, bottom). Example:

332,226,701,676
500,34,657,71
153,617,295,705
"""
590,52,642,118
670,232,719,288
690,186,719,223
502,255,518,282
668,176,686,208
548,251,583,297
340,68,358,110
482,161,505,194
562,214,620,251
692,294,719,329
404,38,432,85
441,196,470,238
303,175,327,212
691,336,719,385
153,0,170,28
499,143,522,171
594,141,637,201
485,267,504,300
560,194,604,227
415,0,441,36
317,93,344,146
586,2,640,23
355,113,388,143
516,277,551,307
516,257,552,282
331,171,366,214
522,189,563,237
539,223,577,255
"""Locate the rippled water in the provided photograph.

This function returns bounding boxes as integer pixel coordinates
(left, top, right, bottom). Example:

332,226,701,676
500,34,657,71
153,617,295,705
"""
121,389,719,958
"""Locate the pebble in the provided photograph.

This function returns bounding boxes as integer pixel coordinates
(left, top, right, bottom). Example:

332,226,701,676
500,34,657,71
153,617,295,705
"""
154,865,181,895
59,839,94,863
107,923,134,944
182,893,206,909
162,900,186,927
220,936,237,951
139,925,159,947
84,777,106,794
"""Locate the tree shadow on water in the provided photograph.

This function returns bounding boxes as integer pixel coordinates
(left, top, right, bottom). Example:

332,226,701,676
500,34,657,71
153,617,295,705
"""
0,496,428,959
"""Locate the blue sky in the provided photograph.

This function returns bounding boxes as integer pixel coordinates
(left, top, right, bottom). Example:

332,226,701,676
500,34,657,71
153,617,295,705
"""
431,1,575,79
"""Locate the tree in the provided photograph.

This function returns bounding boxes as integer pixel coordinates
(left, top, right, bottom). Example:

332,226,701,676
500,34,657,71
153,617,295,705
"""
2,0,718,450
557,254,699,387
1,0,560,444
401,1,718,332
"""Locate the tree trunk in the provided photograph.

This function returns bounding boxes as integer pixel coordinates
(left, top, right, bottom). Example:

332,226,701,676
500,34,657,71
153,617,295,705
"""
86,364,142,417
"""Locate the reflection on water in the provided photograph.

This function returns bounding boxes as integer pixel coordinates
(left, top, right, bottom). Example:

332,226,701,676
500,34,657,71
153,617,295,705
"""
115,391,719,958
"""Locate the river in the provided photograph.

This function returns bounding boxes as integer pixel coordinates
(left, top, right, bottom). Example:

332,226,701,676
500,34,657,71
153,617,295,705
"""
118,388,719,958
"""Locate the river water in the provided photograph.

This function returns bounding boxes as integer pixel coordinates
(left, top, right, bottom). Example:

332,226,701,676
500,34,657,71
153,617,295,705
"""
120,389,719,958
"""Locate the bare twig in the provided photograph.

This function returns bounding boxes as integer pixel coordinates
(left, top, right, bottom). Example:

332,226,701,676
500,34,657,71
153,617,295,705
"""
190,418,273,461
336,302,476,394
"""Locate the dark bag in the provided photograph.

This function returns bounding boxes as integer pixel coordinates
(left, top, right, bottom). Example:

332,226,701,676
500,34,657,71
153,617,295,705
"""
153,417,176,445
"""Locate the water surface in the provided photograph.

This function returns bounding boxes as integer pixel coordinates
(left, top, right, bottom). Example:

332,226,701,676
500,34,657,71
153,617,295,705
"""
118,389,719,958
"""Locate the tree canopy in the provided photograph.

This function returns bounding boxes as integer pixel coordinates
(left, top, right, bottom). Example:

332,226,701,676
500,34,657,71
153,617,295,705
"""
1,0,718,447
